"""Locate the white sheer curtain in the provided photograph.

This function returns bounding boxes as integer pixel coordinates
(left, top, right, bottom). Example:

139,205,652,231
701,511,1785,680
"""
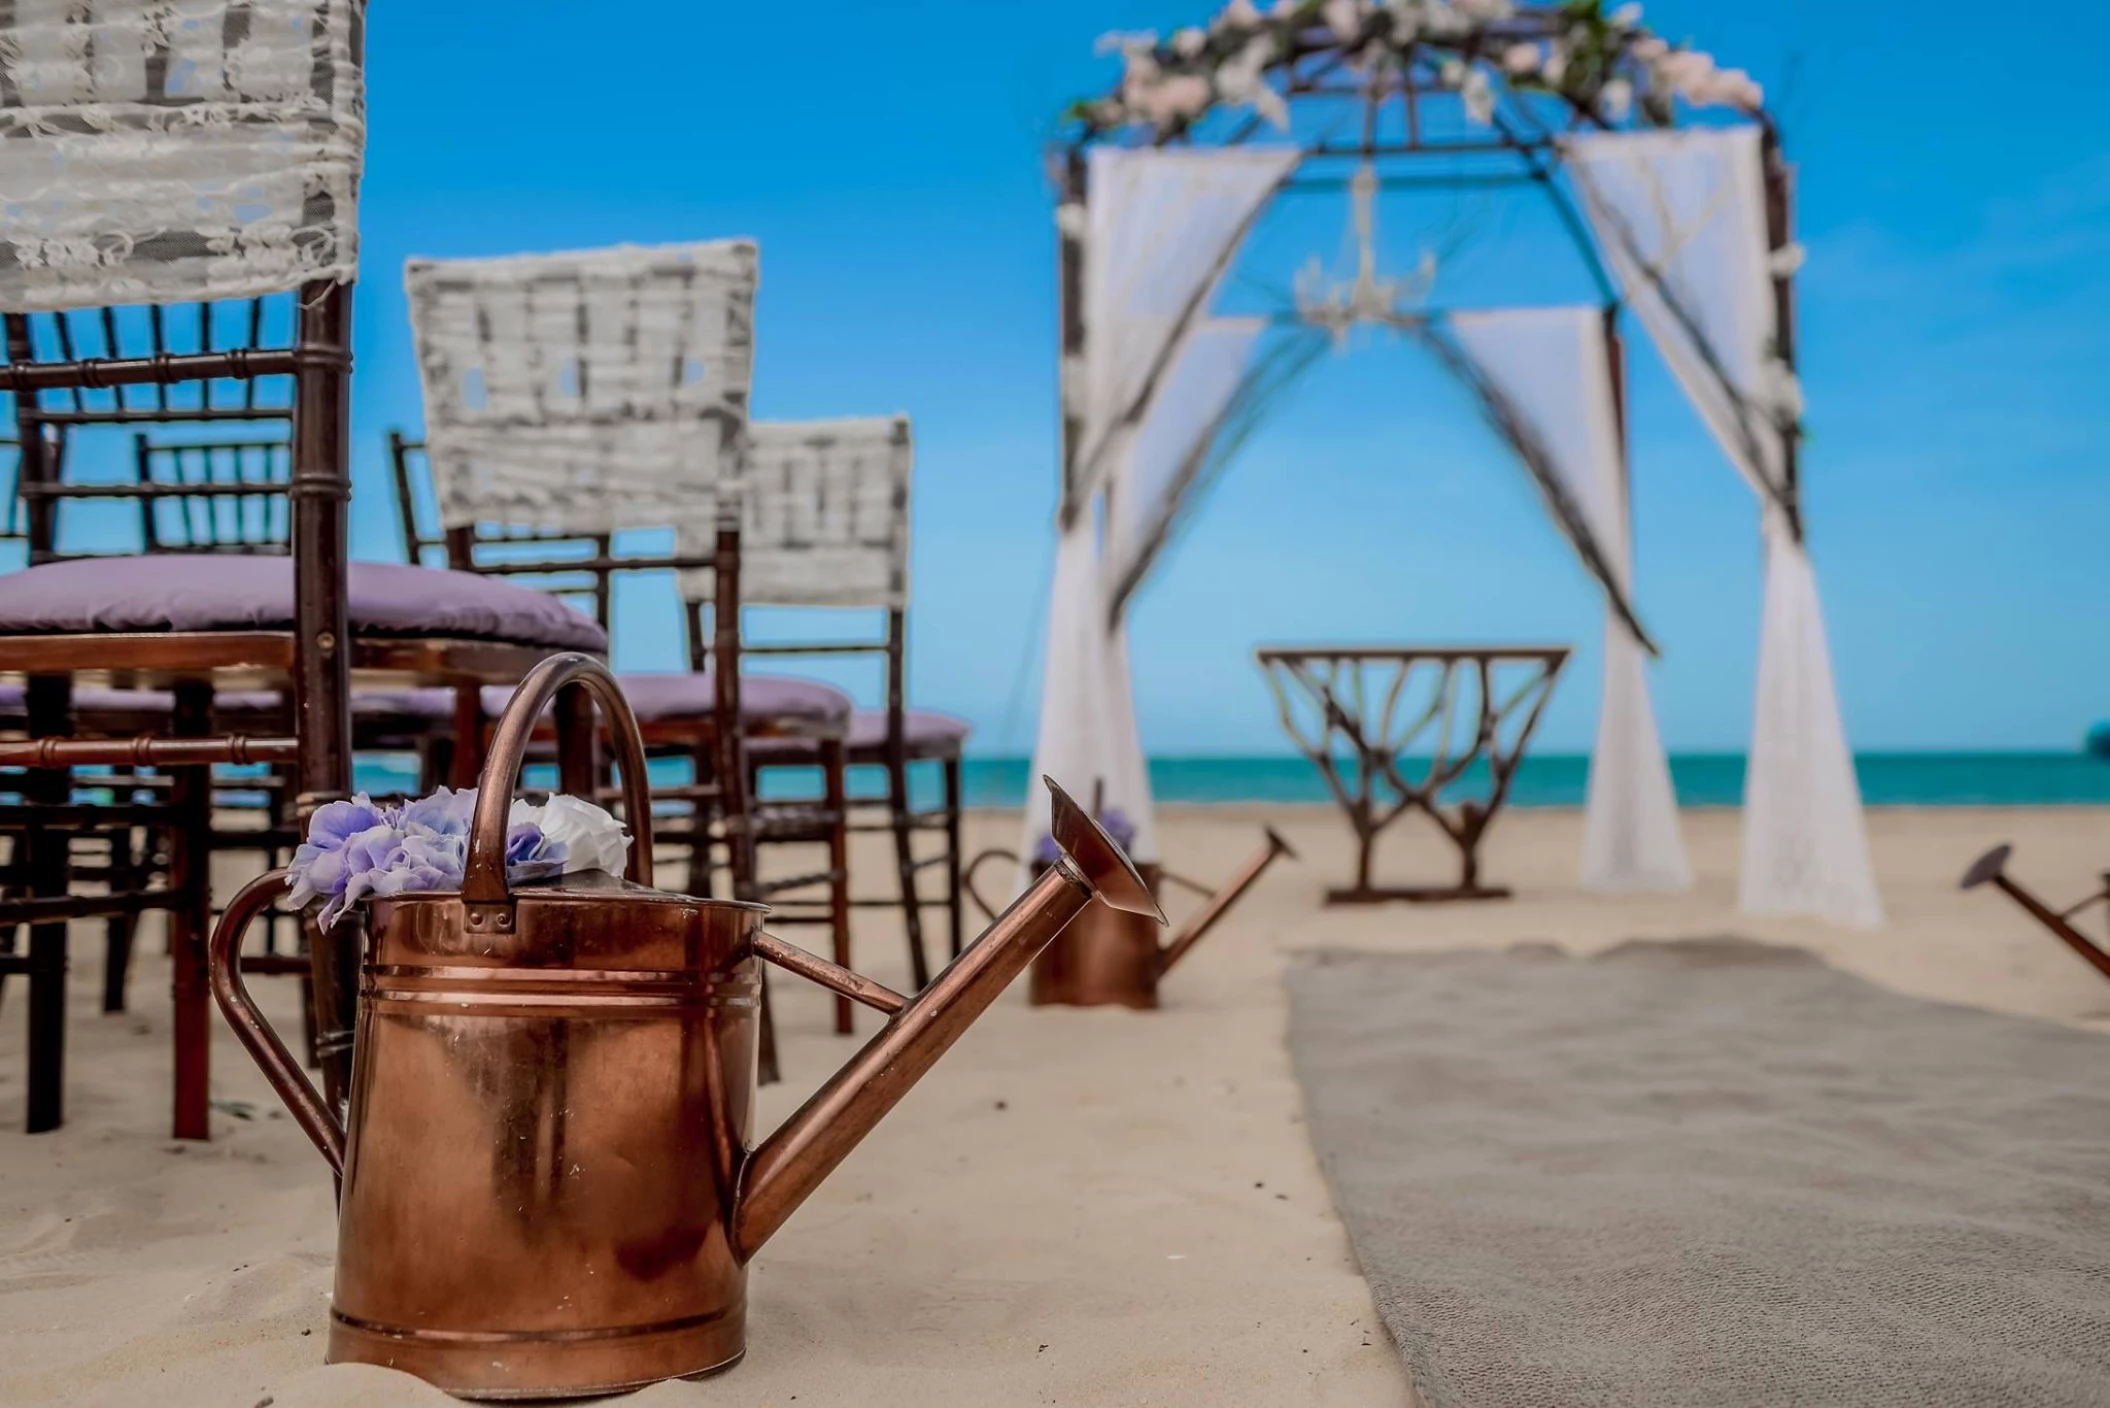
1076,146,1300,501
1449,307,1690,892
1103,316,1269,603
1022,515,1125,870
1024,149,1294,870
1564,128,1881,927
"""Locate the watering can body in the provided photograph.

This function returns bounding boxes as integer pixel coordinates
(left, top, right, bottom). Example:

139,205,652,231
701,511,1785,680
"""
209,655,1162,1399
328,881,766,1394
1029,861,1168,1009
1004,828,1294,1010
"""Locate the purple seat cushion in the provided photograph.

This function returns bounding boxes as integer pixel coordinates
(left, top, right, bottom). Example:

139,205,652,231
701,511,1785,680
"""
0,557,606,652
748,707,971,761
480,672,853,731
849,708,971,751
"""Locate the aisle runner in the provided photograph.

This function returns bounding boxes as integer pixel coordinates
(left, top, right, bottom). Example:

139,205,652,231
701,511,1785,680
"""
1287,939,2110,1408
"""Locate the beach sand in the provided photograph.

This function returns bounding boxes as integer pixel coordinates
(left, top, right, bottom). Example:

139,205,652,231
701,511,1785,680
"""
3,804,2106,1406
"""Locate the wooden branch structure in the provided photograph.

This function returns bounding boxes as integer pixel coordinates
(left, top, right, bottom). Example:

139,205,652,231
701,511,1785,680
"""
1257,645,1568,903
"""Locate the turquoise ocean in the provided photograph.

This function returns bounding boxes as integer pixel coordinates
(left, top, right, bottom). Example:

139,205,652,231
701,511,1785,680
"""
351,752,2110,811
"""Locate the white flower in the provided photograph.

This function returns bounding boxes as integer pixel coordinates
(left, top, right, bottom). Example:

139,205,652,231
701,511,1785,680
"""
1655,48,1717,98
1252,83,1291,129
1460,66,1495,124
1423,4,1469,39
1503,42,1541,76
1323,0,1366,42
1767,242,1806,278
1599,76,1633,119
1760,357,1804,422
1055,202,1087,237
509,795,630,877
1382,0,1420,41
1702,66,1764,108
1060,353,1088,415
1142,73,1215,125
1541,43,1568,84
1217,0,1262,29
1630,35,1668,63
1610,3,1643,26
1454,0,1515,18
1216,32,1278,104
1173,26,1208,57
1439,57,1466,87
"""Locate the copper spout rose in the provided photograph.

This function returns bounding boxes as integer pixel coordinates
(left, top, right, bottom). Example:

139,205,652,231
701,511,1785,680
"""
208,653,1160,1399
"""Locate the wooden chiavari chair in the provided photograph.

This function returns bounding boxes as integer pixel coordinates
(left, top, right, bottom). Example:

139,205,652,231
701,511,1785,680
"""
0,4,610,1135
693,416,969,988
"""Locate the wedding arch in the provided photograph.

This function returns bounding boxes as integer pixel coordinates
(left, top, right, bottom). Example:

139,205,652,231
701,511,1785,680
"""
1023,0,1883,927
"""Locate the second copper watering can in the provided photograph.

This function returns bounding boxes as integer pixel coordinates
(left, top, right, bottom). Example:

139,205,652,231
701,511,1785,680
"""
209,653,1161,1399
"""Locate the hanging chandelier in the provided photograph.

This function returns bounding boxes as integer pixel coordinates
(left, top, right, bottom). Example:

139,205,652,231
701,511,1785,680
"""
1293,160,1435,340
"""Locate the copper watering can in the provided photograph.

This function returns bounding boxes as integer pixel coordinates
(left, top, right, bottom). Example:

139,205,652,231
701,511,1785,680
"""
208,653,1161,1399
964,825,1295,1010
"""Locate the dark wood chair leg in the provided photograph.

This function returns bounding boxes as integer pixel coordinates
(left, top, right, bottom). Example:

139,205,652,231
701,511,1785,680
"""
101,826,137,1015
943,755,964,960
447,683,482,791
169,682,214,1141
554,681,599,799
885,748,930,990
24,676,74,1134
821,738,852,1036
687,743,716,899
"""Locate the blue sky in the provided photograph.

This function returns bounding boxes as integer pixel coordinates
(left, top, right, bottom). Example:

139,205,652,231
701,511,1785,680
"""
338,0,2108,756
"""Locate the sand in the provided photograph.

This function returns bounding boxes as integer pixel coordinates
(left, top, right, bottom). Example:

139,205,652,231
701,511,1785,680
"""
2,803,2106,1406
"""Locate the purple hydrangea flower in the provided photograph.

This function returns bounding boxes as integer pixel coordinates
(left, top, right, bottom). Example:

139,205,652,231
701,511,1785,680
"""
505,822,568,884
334,830,466,925
396,786,477,840
286,794,392,916
287,787,621,929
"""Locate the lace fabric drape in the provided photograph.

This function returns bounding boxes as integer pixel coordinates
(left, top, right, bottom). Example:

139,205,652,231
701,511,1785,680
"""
679,415,913,609
405,240,757,534
0,0,365,312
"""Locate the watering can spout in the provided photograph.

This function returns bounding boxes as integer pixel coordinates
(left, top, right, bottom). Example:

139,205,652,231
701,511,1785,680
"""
731,778,1158,1259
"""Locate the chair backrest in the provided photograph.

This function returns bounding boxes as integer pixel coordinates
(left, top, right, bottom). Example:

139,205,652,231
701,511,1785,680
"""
0,1,364,314
678,416,917,747
678,415,913,611
385,430,642,630
133,434,293,554
0,437,22,548
404,240,758,538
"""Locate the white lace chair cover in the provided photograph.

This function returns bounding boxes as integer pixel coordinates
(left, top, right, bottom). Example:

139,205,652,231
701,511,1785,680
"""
404,240,757,534
680,415,912,609
0,0,364,312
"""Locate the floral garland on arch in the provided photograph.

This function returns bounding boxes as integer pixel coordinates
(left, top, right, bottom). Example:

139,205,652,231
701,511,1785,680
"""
1071,0,1762,137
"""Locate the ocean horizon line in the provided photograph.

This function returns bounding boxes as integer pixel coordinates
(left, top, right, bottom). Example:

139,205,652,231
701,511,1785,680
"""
350,749,2110,810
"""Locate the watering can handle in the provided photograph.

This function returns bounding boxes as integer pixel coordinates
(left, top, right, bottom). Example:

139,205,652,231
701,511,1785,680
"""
207,868,346,1175
960,847,1021,924
464,653,655,909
